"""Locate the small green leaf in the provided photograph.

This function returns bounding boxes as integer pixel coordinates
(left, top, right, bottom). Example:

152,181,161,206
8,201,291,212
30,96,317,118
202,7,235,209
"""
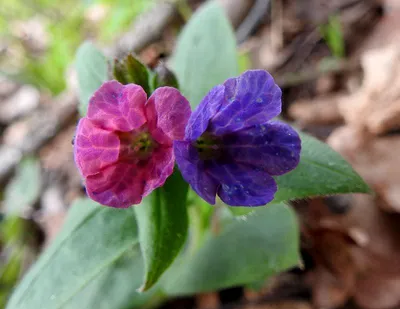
0,250,22,287
4,158,41,215
320,15,345,58
75,42,108,116
163,203,299,295
238,51,251,73
0,250,23,309
273,131,370,202
113,54,152,96
152,63,180,89
172,0,238,108
6,199,143,309
135,169,189,291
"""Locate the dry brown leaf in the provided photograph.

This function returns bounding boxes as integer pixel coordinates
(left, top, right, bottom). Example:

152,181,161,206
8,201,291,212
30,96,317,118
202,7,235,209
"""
196,292,220,309
354,273,400,309
240,301,311,309
307,195,400,274
354,3,400,56
288,95,343,125
328,4,400,135
328,126,400,211
289,18,400,134
303,219,356,308
338,45,400,134
301,195,400,308
310,265,351,309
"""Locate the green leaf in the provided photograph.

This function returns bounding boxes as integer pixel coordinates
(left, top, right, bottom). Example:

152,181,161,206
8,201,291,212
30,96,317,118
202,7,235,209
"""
135,169,189,291
62,252,160,309
4,157,41,215
273,131,370,202
172,0,238,108
113,54,152,96
75,42,108,116
6,199,147,309
163,203,299,295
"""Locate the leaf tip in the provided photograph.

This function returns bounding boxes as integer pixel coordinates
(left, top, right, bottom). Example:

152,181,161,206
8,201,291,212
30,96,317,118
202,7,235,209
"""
297,258,305,270
362,182,374,194
137,280,152,293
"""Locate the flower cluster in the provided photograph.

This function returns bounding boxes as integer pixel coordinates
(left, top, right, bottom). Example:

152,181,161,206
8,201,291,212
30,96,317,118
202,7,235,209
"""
74,70,301,208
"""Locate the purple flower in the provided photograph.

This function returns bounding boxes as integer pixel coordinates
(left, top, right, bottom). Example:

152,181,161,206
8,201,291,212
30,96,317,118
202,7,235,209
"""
174,70,301,206
74,80,191,208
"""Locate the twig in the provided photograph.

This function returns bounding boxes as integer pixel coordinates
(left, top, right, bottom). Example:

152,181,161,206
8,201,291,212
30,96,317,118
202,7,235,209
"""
0,91,77,182
109,2,180,58
276,58,359,88
236,0,271,44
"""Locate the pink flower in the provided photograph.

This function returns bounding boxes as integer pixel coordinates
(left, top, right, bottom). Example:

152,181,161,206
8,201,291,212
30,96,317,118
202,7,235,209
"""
74,80,191,208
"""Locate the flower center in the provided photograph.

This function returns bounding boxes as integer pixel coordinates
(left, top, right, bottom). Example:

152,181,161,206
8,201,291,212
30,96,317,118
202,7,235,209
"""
194,132,222,160
118,129,156,162
132,131,154,155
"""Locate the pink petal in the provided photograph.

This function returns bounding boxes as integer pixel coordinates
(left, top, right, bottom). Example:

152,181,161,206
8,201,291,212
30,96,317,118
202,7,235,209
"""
146,87,191,142
85,162,146,208
143,145,175,196
88,80,147,132
74,118,120,177
84,146,175,208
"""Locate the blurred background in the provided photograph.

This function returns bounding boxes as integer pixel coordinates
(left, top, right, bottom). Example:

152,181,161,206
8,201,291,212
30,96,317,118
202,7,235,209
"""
1,0,400,308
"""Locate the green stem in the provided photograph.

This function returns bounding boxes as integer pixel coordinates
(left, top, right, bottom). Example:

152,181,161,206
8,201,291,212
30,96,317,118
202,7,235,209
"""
141,290,168,309
188,205,205,255
175,0,192,22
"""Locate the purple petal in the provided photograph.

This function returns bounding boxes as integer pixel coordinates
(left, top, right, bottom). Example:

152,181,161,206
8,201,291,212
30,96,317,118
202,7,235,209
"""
146,87,191,142
207,162,277,206
185,85,225,140
74,118,120,177
88,80,147,132
222,121,301,176
174,141,219,204
210,70,282,135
